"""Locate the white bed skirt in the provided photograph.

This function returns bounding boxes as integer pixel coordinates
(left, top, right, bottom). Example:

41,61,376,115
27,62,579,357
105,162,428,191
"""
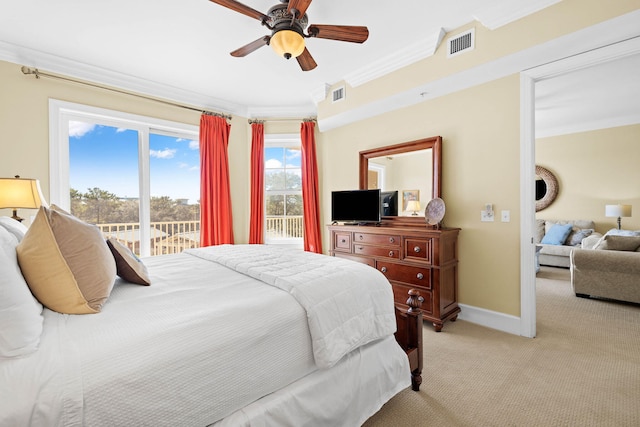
213,335,410,427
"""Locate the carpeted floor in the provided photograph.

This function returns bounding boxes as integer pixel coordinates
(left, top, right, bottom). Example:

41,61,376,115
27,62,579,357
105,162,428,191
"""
363,266,640,426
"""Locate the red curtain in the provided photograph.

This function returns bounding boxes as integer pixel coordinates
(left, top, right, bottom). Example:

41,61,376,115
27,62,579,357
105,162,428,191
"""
199,114,234,246
300,121,322,253
249,122,265,244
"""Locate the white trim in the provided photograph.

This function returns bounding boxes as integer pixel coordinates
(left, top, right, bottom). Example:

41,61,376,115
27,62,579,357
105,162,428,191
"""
519,36,640,339
457,304,521,336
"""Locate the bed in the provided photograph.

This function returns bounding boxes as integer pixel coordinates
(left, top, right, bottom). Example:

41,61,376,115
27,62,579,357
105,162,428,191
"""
0,209,422,426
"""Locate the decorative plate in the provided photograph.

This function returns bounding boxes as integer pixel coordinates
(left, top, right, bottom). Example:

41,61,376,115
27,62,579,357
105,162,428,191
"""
425,197,445,225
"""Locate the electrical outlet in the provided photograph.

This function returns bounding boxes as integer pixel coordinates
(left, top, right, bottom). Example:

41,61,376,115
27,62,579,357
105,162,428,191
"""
501,210,510,222
481,210,494,222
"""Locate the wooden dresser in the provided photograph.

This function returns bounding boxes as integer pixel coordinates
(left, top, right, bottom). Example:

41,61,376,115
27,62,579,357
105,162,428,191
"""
328,222,460,331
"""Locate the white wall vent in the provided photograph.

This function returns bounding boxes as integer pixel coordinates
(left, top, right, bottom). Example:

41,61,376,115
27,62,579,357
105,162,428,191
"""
447,28,475,58
331,86,345,103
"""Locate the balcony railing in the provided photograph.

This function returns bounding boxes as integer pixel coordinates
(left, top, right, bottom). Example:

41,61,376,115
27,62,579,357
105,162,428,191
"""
96,216,303,256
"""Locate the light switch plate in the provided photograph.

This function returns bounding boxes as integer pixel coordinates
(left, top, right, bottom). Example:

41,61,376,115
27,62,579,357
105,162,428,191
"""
501,210,510,222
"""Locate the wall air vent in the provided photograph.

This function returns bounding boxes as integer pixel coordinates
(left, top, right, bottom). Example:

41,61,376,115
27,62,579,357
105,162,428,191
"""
447,28,475,58
332,86,345,103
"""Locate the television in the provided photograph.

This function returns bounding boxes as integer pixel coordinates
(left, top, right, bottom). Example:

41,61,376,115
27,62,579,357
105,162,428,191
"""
380,190,398,217
331,189,381,224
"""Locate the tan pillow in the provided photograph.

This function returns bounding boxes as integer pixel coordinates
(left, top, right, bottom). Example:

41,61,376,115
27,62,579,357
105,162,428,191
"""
594,235,640,251
106,238,151,285
16,206,116,314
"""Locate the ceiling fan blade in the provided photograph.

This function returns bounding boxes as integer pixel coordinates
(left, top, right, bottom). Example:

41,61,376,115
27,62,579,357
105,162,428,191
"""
230,36,270,57
296,48,317,71
287,0,312,18
208,0,268,22
307,24,369,43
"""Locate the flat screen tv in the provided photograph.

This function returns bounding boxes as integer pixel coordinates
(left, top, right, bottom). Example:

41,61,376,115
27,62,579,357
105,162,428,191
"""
380,190,398,217
331,189,381,224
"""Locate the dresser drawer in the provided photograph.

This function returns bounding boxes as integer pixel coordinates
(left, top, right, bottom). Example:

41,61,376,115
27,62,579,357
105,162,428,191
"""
404,238,432,263
334,253,375,267
376,261,432,290
354,244,400,259
333,232,352,252
392,283,433,316
354,232,401,246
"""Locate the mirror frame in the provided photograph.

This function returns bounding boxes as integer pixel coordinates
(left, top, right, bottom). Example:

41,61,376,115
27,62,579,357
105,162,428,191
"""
535,165,559,212
359,135,442,200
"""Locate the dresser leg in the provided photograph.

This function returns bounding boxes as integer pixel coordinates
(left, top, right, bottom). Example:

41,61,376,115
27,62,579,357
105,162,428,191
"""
433,322,443,332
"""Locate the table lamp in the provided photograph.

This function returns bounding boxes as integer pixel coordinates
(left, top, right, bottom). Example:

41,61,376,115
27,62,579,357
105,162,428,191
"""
605,204,632,230
0,175,45,222
406,200,421,216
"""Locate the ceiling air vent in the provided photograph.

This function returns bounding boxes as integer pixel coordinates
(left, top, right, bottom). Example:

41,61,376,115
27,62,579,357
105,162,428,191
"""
447,28,475,58
332,86,345,103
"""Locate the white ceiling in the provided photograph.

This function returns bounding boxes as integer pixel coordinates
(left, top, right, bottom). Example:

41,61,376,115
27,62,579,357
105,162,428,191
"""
0,0,638,136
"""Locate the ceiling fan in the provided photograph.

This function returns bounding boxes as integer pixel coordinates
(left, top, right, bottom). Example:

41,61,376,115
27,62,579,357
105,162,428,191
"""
208,0,369,71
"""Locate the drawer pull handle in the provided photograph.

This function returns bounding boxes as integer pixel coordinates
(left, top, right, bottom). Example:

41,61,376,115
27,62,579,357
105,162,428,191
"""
389,237,395,243
388,251,394,257
381,267,387,273
417,273,424,280
357,246,363,251
341,239,346,243
414,246,421,253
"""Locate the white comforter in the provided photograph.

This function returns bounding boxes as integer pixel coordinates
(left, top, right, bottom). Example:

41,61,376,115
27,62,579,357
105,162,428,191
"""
0,245,399,426
185,244,397,368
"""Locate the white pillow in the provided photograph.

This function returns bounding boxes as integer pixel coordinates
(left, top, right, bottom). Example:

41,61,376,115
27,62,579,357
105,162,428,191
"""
0,227,44,358
0,217,29,242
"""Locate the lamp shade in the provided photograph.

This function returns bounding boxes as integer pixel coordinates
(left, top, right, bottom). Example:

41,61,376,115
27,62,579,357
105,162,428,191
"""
605,204,632,218
270,29,305,59
406,200,421,212
0,177,44,209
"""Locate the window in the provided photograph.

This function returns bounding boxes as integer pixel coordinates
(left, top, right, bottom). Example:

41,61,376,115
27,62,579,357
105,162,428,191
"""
264,134,303,246
50,100,199,257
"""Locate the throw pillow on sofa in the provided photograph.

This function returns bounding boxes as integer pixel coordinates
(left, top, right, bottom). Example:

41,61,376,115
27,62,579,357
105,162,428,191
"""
541,223,573,245
566,228,594,246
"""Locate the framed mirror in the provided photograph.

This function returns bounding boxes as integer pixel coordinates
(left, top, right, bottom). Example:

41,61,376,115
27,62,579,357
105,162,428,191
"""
535,165,558,212
359,136,442,220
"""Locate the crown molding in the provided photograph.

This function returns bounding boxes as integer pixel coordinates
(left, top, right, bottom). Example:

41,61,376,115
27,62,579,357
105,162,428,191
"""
0,41,248,117
319,11,640,132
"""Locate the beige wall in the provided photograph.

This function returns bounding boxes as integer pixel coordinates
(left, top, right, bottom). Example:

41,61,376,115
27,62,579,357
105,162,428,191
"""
320,74,522,316
0,60,251,243
536,124,640,233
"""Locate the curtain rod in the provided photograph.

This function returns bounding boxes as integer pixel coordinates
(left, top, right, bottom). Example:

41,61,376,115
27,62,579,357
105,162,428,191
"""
20,66,232,120
248,117,317,124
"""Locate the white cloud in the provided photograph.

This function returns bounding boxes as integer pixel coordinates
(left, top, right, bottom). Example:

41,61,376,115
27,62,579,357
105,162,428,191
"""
150,148,177,159
69,121,96,137
265,159,282,168
178,162,188,168
116,128,127,133
189,140,199,150
189,166,199,171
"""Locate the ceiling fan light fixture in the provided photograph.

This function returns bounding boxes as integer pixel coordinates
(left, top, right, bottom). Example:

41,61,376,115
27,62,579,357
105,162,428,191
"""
270,29,305,59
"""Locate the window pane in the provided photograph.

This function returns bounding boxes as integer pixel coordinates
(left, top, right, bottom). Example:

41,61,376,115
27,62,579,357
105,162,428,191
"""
286,195,302,215
265,170,286,191
69,121,139,225
266,194,284,216
149,133,201,255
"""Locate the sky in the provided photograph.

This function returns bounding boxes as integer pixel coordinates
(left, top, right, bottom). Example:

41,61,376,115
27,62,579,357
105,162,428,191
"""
69,122,301,205
69,121,201,204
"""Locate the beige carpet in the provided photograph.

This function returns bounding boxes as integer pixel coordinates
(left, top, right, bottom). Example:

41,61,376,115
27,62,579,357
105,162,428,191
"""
364,266,640,426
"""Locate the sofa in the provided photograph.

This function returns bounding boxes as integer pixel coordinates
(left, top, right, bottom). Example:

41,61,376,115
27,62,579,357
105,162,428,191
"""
570,231,640,304
535,219,601,268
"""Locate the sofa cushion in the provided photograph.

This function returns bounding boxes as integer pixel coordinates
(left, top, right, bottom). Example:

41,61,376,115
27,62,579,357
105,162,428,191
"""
541,223,573,245
536,219,596,244
594,235,640,251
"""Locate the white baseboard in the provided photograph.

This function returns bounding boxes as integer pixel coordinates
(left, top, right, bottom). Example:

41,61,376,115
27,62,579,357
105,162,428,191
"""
457,304,522,336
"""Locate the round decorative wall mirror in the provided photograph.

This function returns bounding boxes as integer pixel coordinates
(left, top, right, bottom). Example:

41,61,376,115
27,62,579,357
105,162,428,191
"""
535,165,558,211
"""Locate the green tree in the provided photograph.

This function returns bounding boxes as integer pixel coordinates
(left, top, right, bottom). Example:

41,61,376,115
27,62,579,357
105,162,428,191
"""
82,187,121,224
